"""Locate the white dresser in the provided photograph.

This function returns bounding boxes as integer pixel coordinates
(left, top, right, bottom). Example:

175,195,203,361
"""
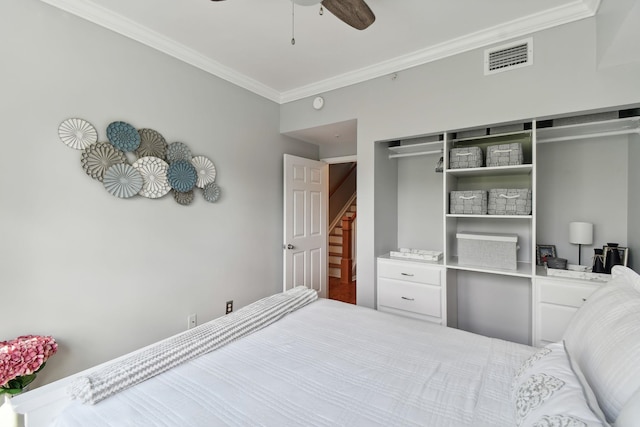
377,255,447,325
532,274,607,347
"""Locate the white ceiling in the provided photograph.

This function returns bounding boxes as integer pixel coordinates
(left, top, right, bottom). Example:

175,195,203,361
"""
41,0,600,104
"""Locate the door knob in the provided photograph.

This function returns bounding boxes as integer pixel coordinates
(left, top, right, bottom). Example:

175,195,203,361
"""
284,244,295,250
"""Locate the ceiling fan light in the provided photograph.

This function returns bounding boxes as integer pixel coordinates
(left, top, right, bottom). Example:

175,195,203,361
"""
292,0,322,6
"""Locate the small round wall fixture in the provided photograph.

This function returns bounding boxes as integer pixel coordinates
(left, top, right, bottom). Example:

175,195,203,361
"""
58,118,98,150
167,159,198,193
106,121,141,152
313,96,324,110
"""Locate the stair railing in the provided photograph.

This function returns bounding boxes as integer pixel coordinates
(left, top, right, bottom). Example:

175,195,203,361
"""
329,193,357,234
340,212,356,284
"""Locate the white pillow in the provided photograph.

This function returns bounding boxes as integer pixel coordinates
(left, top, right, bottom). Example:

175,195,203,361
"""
611,265,640,292
563,267,640,423
512,341,607,427
616,387,640,427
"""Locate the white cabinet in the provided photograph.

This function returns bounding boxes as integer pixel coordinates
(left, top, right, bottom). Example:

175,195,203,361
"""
533,275,604,347
377,256,447,325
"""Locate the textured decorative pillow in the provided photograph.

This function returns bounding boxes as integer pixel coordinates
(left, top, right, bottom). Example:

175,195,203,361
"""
563,266,640,423
512,341,607,427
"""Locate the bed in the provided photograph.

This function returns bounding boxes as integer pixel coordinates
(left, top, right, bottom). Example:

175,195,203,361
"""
11,266,640,427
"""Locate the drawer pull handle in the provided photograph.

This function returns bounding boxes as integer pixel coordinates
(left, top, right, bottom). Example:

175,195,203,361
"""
400,272,414,277
401,296,415,301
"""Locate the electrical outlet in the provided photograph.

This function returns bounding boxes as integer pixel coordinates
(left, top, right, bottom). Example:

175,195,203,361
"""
225,300,233,314
188,313,197,329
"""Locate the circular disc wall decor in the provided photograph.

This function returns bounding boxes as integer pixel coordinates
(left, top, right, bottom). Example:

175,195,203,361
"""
58,118,98,150
81,142,128,182
191,156,216,188
136,128,167,159
203,182,221,203
107,121,141,152
173,190,194,206
132,156,171,199
103,163,143,198
167,160,198,193
166,142,192,163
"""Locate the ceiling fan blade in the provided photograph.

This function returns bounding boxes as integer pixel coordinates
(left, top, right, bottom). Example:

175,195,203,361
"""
321,0,375,30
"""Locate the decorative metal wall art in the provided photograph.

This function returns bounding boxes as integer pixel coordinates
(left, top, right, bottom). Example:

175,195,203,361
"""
58,118,98,150
81,142,128,182
103,163,143,198
132,156,171,199
58,118,221,204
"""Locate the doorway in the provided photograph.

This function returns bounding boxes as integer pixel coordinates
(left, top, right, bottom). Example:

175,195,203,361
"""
324,156,357,304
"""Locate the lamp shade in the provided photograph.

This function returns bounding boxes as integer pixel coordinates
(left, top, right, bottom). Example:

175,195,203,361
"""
569,222,593,245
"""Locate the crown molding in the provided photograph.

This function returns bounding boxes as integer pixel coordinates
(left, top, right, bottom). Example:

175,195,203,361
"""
39,0,281,103
279,0,600,103
40,0,599,105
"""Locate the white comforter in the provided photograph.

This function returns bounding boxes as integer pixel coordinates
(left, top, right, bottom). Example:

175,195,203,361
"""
50,299,535,426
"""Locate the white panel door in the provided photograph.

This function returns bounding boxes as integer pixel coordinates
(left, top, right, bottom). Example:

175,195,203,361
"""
283,154,327,297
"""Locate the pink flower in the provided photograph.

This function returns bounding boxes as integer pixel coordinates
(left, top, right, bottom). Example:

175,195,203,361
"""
0,335,57,389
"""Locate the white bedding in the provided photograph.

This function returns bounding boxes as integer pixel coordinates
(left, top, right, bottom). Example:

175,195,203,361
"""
50,299,535,427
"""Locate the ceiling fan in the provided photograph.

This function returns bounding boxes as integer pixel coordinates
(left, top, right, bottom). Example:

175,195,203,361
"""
209,0,376,31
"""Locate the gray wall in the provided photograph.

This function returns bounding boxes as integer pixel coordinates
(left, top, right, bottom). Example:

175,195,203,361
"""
396,154,443,251
537,136,629,265
280,15,640,337
319,138,357,159
0,0,317,385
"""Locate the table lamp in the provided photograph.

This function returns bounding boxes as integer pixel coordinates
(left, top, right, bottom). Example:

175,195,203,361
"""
569,222,593,265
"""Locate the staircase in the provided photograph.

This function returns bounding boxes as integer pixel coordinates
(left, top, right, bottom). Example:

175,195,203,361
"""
328,201,356,280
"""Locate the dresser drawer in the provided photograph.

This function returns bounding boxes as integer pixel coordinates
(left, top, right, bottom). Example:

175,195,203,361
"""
539,303,579,343
377,259,442,286
378,277,441,318
538,278,599,308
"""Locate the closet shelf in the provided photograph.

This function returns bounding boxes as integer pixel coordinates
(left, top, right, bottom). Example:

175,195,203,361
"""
451,130,532,144
445,164,532,177
446,258,533,278
537,116,640,143
388,140,443,159
446,214,532,220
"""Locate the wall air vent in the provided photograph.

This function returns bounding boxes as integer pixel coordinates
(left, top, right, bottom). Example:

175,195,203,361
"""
484,38,533,75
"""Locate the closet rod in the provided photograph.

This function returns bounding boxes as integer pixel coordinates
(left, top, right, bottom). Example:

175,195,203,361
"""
389,149,442,159
538,128,640,143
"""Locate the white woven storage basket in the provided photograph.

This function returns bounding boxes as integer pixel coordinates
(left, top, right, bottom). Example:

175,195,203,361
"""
488,189,532,215
486,143,523,167
449,146,483,169
450,190,487,214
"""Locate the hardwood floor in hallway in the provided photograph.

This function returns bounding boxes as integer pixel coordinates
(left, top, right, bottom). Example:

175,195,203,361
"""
328,277,356,305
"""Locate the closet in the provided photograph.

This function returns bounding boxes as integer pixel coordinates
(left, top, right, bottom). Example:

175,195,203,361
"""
374,108,640,346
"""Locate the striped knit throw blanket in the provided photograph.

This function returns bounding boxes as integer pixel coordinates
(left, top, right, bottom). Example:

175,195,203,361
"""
69,286,318,404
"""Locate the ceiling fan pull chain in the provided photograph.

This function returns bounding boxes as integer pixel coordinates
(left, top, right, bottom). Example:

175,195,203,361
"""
291,1,296,45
